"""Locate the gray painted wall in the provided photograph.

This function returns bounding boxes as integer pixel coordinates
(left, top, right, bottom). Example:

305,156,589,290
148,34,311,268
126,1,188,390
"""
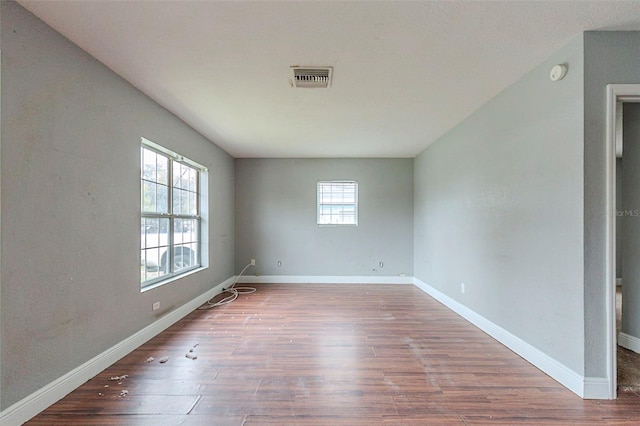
1,3,234,409
414,36,585,373
621,104,640,338
235,158,413,277
583,31,640,378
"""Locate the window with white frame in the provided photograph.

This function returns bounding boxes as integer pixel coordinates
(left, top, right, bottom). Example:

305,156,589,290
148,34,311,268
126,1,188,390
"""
140,139,205,288
317,181,358,225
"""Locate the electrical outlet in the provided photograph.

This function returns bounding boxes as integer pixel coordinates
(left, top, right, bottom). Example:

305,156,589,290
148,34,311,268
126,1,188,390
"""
277,260,282,267
250,259,255,266
461,283,465,294
152,302,160,311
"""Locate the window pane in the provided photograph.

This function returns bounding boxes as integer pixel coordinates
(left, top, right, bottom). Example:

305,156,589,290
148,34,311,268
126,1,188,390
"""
189,192,196,215
144,218,158,248
142,148,156,181
191,221,198,243
142,148,169,214
173,244,196,272
173,162,187,189
169,162,198,215
190,243,198,266
181,166,188,190
174,218,184,244
180,190,189,215
156,154,168,185
189,168,197,192
156,184,168,213
143,182,156,212
173,188,184,215
180,219,197,243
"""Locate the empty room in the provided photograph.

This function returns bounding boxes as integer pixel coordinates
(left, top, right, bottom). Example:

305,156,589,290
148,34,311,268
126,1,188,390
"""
4,0,640,424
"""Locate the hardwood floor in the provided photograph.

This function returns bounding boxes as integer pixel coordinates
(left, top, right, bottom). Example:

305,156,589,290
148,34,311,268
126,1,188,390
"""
616,285,640,390
28,284,640,425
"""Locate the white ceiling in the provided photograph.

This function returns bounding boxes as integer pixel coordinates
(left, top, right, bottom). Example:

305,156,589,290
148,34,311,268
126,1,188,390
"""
19,1,640,158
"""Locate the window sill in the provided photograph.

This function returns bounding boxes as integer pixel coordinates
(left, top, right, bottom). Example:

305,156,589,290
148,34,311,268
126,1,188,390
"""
141,266,208,293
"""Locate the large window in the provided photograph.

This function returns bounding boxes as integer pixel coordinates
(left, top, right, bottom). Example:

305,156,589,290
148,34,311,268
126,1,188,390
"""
140,139,204,288
317,180,358,225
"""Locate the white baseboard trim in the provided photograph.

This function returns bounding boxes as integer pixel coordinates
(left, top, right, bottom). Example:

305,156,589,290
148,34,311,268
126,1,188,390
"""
0,276,235,426
583,377,612,399
412,277,597,399
236,275,413,284
618,332,640,354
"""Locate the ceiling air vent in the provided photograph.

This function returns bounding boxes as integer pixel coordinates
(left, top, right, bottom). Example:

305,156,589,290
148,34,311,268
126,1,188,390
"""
291,66,333,88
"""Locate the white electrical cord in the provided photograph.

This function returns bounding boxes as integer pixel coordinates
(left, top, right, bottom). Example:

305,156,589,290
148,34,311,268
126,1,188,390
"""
198,262,256,309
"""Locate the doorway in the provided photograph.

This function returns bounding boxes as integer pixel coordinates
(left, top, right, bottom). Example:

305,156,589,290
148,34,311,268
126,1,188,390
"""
616,102,640,392
606,85,640,399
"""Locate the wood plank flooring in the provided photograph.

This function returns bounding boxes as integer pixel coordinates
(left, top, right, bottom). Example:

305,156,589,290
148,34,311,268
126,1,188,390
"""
27,284,640,425
616,286,640,390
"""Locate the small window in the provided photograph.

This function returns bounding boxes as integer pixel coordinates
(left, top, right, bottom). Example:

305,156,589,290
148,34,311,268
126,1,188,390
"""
317,181,358,226
140,138,205,288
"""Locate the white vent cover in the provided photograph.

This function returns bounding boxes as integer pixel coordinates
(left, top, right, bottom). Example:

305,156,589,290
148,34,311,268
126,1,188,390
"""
291,66,333,88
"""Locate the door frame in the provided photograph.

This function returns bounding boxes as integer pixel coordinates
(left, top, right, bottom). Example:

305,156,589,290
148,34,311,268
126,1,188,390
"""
605,84,640,399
